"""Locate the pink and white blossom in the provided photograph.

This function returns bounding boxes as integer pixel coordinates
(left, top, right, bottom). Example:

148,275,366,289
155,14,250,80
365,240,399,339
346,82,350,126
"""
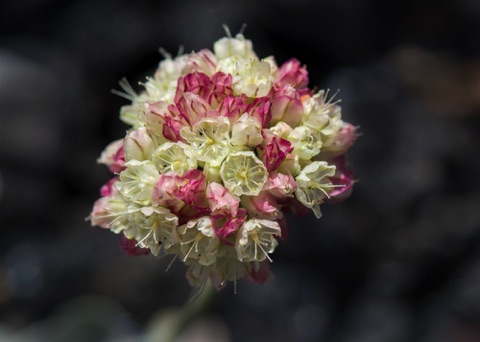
90,32,357,289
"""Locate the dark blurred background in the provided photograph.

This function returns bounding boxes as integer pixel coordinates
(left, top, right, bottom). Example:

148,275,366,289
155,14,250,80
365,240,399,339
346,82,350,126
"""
1,0,480,341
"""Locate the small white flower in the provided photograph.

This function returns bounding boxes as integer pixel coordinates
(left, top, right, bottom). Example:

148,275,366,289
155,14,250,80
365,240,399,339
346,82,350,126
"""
217,56,274,97
302,91,344,136
180,116,231,167
214,34,256,60
124,127,158,162
288,126,322,160
295,161,336,218
178,216,221,266
230,113,263,147
128,206,179,256
145,55,188,103
116,160,159,205
235,219,281,262
152,141,197,175
220,151,268,196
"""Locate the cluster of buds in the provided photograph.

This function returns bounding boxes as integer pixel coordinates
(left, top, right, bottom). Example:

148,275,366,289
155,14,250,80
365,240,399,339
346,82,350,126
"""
90,32,356,289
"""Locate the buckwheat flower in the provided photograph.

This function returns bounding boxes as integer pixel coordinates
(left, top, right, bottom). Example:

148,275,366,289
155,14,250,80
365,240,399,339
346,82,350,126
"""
116,160,160,205
263,171,297,198
302,91,344,136
230,113,263,147
180,116,231,166
146,54,188,103
295,161,337,218
178,216,221,266
235,219,281,262
220,151,268,196
270,121,293,139
128,206,179,256
206,182,240,217
123,127,158,162
287,125,322,160
274,58,309,91
182,49,217,77
217,56,274,97
90,31,357,290
277,153,301,177
152,141,197,175
320,122,357,155
214,33,256,60
270,85,304,127
97,139,125,173
241,192,282,220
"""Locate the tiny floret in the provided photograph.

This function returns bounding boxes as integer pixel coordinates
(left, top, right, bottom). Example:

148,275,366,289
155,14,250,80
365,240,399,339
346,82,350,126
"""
220,151,268,196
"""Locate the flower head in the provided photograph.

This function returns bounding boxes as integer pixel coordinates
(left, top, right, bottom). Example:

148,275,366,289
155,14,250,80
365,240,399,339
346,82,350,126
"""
90,31,357,289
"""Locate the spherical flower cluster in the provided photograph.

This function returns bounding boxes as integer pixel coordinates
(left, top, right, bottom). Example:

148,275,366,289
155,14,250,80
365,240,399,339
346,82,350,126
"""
90,33,356,289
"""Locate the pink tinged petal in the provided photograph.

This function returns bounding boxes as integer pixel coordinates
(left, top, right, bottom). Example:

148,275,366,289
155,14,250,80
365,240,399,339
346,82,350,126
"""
120,234,150,256
258,135,294,173
211,209,247,244
206,182,240,217
325,123,357,155
176,92,210,126
248,260,272,285
162,115,186,142
98,139,126,173
208,72,233,108
152,170,208,213
100,177,119,197
110,145,126,173
176,169,208,209
152,172,186,213
246,97,272,128
217,94,249,124
287,197,312,217
275,58,309,90
90,197,112,228
263,171,297,198
277,215,289,240
327,156,355,203
270,85,304,127
174,72,212,103
182,49,217,76
241,192,282,220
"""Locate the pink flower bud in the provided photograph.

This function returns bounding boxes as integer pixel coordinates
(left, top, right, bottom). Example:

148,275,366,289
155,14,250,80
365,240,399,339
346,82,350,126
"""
217,94,249,124
208,72,233,108
152,172,186,212
248,260,272,285
152,169,208,213
263,171,297,198
321,123,357,156
326,156,354,203
258,133,294,173
90,197,112,228
246,97,271,128
97,139,126,173
120,235,150,256
211,209,247,244
207,182,240,217
275,58,309,90
270,85,304,127
241,192,282,220
100,177,119,197
174,72,212,103
176,92,210,126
